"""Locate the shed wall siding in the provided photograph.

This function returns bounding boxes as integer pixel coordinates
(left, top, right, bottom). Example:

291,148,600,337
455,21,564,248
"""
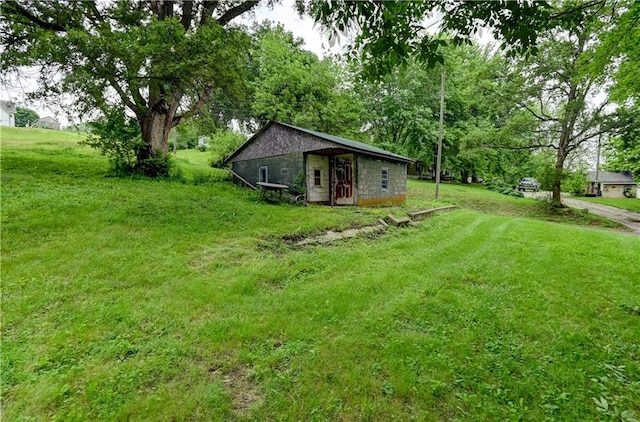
306,154,330,203
602,183,637,199
231,124,337,162
231,153,304,187
356,156,407,205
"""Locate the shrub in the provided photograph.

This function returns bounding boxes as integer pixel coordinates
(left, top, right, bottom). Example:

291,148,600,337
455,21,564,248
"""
486,180,523,199
79,112,143,175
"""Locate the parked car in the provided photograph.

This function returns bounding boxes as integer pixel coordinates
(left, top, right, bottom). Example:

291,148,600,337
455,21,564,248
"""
518,177,540,191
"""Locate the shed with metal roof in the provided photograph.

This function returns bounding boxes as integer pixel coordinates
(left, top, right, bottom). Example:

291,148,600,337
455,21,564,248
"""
225,121,413,206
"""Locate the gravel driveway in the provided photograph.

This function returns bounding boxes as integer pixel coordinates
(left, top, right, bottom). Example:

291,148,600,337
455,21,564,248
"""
524,192,640,234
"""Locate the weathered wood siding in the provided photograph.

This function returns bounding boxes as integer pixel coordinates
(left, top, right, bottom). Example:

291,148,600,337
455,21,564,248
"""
306,154,330,203
356,156,407,205
230,124,337,163
231,153,304,187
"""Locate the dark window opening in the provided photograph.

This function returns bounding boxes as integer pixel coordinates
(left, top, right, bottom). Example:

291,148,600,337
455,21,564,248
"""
259,166,268,183
382,169,388,189
314,169,322,186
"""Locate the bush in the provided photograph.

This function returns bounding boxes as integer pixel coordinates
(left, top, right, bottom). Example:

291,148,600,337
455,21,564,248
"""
564,169,587,196
79,112,143,175
208,130,246,168
80,111,176,178
486,180,523,198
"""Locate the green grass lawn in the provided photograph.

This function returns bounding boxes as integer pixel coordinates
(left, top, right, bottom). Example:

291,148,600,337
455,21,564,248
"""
2,127,639,421
578,196,640,213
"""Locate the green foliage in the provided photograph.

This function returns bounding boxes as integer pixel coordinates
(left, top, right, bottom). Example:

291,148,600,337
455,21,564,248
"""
565,168,588,197
249,24,365,139
486,181,524,198
14,107,39,127
174,123,200,150
79,112,144,175
591,0,640,102
208,130,246,168
305,1,587,78
604,104,640,181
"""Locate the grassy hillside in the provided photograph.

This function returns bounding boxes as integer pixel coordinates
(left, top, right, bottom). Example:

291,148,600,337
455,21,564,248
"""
2,127,639,421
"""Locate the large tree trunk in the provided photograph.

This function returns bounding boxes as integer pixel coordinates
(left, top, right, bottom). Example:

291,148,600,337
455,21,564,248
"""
136,107,174,177
551,147,565,207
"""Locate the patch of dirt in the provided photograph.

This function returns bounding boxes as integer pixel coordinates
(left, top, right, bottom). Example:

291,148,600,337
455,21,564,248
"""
210,364,263,418
293,223,387,246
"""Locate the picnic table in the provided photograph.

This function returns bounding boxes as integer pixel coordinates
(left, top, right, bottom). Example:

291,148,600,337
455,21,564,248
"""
256,182,290,200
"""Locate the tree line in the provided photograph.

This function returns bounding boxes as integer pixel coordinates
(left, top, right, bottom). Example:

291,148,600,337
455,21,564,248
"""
1,0,637,205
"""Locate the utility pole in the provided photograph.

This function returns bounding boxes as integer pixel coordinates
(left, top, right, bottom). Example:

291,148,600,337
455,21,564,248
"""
595,134,601,196
435,68,446,200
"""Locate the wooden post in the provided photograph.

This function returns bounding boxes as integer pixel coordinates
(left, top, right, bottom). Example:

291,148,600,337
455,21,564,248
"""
435,68,446,200
595,134,601,196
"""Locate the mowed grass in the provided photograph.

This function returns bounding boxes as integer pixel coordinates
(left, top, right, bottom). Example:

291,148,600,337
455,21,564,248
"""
2,127,639,421
579,196,640,213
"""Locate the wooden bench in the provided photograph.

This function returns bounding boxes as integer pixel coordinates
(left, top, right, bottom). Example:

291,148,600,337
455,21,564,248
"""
256,182,290,200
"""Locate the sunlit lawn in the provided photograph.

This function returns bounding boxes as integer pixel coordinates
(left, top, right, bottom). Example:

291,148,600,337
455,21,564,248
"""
2,127,639,421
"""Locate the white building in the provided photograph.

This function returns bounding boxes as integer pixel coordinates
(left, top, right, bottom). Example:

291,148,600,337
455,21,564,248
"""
0,100,16,127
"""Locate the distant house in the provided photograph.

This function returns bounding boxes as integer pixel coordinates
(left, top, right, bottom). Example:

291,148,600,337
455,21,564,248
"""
586,171,637,199
0,100,16,127
225,121,413,206
31,116,61,130
197,136,210,150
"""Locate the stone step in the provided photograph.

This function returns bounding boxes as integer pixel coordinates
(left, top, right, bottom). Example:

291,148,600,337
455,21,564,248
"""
408,205,458,221
387,214,411,227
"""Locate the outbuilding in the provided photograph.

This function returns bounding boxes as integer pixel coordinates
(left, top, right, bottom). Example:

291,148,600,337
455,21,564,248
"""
0,100,16,127
31,116,61,130
585,170,637,198
225,122,413,206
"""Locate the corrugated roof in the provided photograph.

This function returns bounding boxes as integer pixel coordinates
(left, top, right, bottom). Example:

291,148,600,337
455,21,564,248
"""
276,122,414,163
587,170,635,183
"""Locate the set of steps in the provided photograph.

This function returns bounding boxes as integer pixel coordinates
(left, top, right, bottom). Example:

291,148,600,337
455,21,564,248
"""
387,205,458,227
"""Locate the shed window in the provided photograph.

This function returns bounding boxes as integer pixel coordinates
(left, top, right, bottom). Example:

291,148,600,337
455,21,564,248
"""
381,169,389,189
313,169,322,186
259,166,268,183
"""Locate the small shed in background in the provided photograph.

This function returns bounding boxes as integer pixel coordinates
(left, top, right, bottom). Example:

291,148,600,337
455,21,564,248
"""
224,121,413,206
31,116,61,130
586,170,637,198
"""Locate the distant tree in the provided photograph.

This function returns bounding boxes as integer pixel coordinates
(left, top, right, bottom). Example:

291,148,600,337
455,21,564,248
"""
483,2,629,206
604,104,640,180
249,24,365,139
14,107,39,127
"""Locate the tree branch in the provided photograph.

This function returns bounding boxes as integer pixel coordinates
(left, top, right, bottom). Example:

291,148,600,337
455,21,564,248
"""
173,83,213,126
217,0,260,26
482,142,559,151
200,0,219,26
181,1,193,31
2,1,67,32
